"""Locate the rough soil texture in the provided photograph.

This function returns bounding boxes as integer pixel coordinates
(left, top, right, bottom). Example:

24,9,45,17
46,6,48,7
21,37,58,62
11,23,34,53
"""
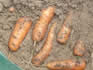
0,0,93,70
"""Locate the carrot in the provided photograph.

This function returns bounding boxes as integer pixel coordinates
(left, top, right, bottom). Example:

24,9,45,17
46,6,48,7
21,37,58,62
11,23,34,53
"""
32,6,55,44
32,22,57,66
73,40,86,56
57,11,72,44
47,59,86,70
8,16,32,51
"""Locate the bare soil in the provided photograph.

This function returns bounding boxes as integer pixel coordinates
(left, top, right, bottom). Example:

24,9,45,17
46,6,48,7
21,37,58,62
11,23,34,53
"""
0,0,93,70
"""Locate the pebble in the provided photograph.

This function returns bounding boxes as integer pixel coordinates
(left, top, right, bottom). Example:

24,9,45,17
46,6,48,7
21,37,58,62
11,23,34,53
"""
0,2,3,12
0,0,12,7
13,0,20,4
3,24,10,30
9,6,15,12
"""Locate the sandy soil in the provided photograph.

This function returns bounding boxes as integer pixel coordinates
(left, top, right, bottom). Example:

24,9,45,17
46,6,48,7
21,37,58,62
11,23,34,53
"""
0,0,93,70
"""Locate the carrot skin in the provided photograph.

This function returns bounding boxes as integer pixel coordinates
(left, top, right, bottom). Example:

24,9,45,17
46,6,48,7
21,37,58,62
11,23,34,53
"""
47,59,86,70
32,6,55,42
32,22,57,66
57,11,72,44
57,24,71,44
74,40,86,56
8,17,32,51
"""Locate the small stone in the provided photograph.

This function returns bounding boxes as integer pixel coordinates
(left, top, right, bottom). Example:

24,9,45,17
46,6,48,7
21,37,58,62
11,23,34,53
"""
13,0,20,4
9,6,15,12
57,3,62,7
71,4,77,8
15,4,22,10
3,24,10,30
44,0,49,3
0,0,12,7
0,3,3,12
32,6,35,10
56,9,62,15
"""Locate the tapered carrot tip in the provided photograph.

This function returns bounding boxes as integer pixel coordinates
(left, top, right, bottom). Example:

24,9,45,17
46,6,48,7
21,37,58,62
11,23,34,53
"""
74,40,86,56
32,57,41,67
41,6,55,23
8,16,32,51
42,6,55,15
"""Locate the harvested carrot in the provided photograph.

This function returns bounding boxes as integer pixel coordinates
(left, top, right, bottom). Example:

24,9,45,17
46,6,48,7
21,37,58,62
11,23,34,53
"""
8,16,32,51
57,11,72,44
32,22,57,66
73,40,86,56
32,6,55,45
47,59,86,70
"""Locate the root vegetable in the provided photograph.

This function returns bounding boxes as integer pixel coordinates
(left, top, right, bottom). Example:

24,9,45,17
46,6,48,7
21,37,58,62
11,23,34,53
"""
32,6,55,42
57,11,72,44
74,40,86,56
8,16,32,51
47,59,86,70
32,22,57,66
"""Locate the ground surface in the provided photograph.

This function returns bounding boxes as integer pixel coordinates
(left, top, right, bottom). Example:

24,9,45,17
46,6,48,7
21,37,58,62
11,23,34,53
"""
0,0,93,70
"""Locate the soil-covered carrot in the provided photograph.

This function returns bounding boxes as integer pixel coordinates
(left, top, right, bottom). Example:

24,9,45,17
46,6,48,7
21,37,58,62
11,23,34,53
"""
32,6,55,43
47,59,86,70
32,22,57,66
73,40,86,56
57,11,72,44
8,16,32,51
